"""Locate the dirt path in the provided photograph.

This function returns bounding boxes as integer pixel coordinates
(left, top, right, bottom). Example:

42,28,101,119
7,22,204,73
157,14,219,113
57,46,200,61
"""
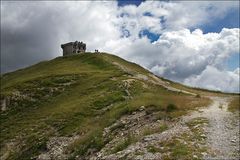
183,97,239,159
91,96,239,160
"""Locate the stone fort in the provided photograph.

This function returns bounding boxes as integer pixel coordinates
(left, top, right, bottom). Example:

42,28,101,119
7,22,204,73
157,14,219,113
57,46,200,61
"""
61,41,86,56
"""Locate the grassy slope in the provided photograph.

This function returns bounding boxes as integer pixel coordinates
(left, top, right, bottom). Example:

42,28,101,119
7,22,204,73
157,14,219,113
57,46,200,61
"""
0,53,231,159
160,76,239,97
228,96,240,112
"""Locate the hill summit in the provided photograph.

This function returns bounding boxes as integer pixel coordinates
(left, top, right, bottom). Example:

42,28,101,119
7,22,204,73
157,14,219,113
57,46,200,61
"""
0,53,238,159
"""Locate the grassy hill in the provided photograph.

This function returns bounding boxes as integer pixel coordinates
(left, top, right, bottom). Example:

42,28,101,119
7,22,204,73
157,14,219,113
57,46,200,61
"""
0,53,238,159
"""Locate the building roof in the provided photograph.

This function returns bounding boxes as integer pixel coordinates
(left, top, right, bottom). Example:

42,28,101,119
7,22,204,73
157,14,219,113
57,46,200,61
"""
61,41,86,48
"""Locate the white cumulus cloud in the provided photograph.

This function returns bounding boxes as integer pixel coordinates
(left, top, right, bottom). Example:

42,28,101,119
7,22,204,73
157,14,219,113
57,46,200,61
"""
111,28,239,93
1,1,239,93
184,66,239,92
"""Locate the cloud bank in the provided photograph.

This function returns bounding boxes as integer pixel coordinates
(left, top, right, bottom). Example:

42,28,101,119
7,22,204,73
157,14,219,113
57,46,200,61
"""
1,1,239,92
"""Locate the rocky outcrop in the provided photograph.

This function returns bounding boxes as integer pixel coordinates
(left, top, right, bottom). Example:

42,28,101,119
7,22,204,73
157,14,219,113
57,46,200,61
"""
1,97,8,111
89,107,175,159
37,136,79,160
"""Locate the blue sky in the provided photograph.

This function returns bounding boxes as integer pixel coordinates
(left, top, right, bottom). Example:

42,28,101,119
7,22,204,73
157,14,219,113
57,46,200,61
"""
118,0,240,71
200,8,240,33
201,7,239,71
202,8,240,71
227,53,240,71
118,0,144,7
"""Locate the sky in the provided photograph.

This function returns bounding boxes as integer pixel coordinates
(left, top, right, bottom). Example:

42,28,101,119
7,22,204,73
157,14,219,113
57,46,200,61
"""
1,1,239,93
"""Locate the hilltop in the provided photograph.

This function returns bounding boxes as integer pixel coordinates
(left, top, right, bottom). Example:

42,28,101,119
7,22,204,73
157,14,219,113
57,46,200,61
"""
0,53,239,160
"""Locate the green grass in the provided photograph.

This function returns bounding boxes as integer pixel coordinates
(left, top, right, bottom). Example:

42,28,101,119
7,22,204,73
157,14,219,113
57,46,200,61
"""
111,133,137,154
186,117,209,142
159,139,192,159
1,53,122,89
159,117,209,159
147,145,162,153
0,53,222,159
143,123,168,136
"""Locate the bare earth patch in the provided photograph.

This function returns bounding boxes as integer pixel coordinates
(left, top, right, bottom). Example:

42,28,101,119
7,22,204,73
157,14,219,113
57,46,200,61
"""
89,96,239,160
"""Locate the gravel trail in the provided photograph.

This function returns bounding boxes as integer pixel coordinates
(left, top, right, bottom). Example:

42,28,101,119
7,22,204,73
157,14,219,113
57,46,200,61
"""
184,97,239,159
92,96,239,160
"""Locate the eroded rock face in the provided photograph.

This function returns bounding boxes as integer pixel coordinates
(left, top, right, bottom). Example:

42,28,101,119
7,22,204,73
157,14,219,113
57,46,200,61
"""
1,91,35,112
88,108,174,160
37,136,79,160
1,98,7,111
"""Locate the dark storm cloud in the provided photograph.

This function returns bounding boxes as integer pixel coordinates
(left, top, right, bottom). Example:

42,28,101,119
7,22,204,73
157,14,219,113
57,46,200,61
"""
0,1,120,73
1,2,64,73
1,23,59,73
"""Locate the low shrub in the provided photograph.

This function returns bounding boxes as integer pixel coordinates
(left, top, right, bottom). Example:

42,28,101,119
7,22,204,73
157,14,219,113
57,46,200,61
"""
195,94,201,98
145,104,163,115
166,104,178,112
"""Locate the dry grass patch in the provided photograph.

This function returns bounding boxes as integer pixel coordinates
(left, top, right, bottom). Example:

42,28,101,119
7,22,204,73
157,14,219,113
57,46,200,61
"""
228,96,240,112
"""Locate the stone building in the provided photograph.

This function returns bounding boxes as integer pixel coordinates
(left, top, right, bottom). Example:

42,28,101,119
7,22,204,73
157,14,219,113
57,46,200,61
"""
61,41,86,56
